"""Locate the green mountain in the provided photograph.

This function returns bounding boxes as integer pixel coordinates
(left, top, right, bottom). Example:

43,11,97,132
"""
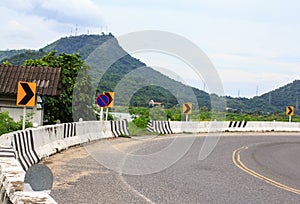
42,34,114,60
1,34,211,109
1,34,299,115
0,49,30,62
1,50,47,65
226,80,300,114
257,80,300,110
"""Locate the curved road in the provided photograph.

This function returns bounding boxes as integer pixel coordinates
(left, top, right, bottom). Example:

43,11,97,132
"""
44,133,300,203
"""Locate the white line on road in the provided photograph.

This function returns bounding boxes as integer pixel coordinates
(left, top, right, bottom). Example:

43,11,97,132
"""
118,172,156,204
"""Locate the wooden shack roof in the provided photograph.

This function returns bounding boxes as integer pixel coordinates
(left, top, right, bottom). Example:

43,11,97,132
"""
0,65,62,96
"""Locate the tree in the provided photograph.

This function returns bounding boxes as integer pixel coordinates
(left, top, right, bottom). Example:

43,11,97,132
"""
2,60,12,65
0,111,32,135
23,51,94,123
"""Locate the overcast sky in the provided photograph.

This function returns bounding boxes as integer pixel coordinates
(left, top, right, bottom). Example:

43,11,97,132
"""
1,0,299,98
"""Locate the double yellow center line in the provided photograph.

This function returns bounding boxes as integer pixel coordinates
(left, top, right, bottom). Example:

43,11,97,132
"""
232,146,300,195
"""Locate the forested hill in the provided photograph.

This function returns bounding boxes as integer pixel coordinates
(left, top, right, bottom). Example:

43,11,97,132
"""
226,80,300,114
1,34,299,114
0,34,115,65
0,49,31,62
42,34,115,60
253,80,300,113
0,34,211,108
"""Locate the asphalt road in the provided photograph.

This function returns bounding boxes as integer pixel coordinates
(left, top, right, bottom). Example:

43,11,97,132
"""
46,133,300,204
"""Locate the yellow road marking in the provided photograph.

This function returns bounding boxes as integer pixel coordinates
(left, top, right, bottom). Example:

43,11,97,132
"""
232,146,300,195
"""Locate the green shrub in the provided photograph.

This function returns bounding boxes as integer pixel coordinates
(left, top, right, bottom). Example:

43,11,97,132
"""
0,111,32,136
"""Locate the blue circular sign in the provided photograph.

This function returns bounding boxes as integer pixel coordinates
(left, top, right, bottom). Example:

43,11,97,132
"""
96,94,110,107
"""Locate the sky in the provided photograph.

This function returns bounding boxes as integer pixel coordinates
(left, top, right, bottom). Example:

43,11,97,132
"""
0,0,300,98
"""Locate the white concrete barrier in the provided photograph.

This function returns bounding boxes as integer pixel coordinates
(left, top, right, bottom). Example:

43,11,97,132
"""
0,120,128,204
243,121,300,132
274,122,300,131
33,121,127,158
165,121,300,134
33,124,70,158
76,121,114,143
169,121,209,133
0,156,57,204
147,121,173,134
169,121,229,133
12,130,40,171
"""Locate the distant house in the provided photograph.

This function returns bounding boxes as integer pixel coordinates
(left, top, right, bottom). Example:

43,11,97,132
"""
0,65,62,125
148,99,164,107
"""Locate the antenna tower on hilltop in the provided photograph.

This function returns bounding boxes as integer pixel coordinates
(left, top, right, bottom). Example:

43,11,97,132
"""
75,24,78,36
256,85,259,96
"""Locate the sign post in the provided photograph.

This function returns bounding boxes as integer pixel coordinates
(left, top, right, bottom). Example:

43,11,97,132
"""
286,106,294,122
105,108,109,121
100,107,104,121
182,103,192,122
22,107,26,130
16,82,36,130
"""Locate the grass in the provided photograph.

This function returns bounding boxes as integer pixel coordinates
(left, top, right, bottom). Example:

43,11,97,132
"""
128,122,158,136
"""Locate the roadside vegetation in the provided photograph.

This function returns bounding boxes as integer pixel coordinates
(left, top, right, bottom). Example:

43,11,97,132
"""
0,111,32,135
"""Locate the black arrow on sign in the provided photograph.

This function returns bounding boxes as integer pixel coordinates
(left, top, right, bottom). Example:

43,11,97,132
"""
287,106,293,115
104,92,113,105
18,83,34,105
184,104,191,114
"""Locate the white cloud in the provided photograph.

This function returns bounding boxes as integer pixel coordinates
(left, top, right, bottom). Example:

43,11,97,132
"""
0,0,36,11
1,0,104,26
210,51,300,97
0,0,300,97
218,69,293,83
0,0,106,49
32,0,104,26
211,52,300,74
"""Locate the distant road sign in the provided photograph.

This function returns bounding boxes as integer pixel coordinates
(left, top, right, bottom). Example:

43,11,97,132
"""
286,106,294,116
183,103,192,114
96,94,110,107
16,82,36,107
103,92,114,107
